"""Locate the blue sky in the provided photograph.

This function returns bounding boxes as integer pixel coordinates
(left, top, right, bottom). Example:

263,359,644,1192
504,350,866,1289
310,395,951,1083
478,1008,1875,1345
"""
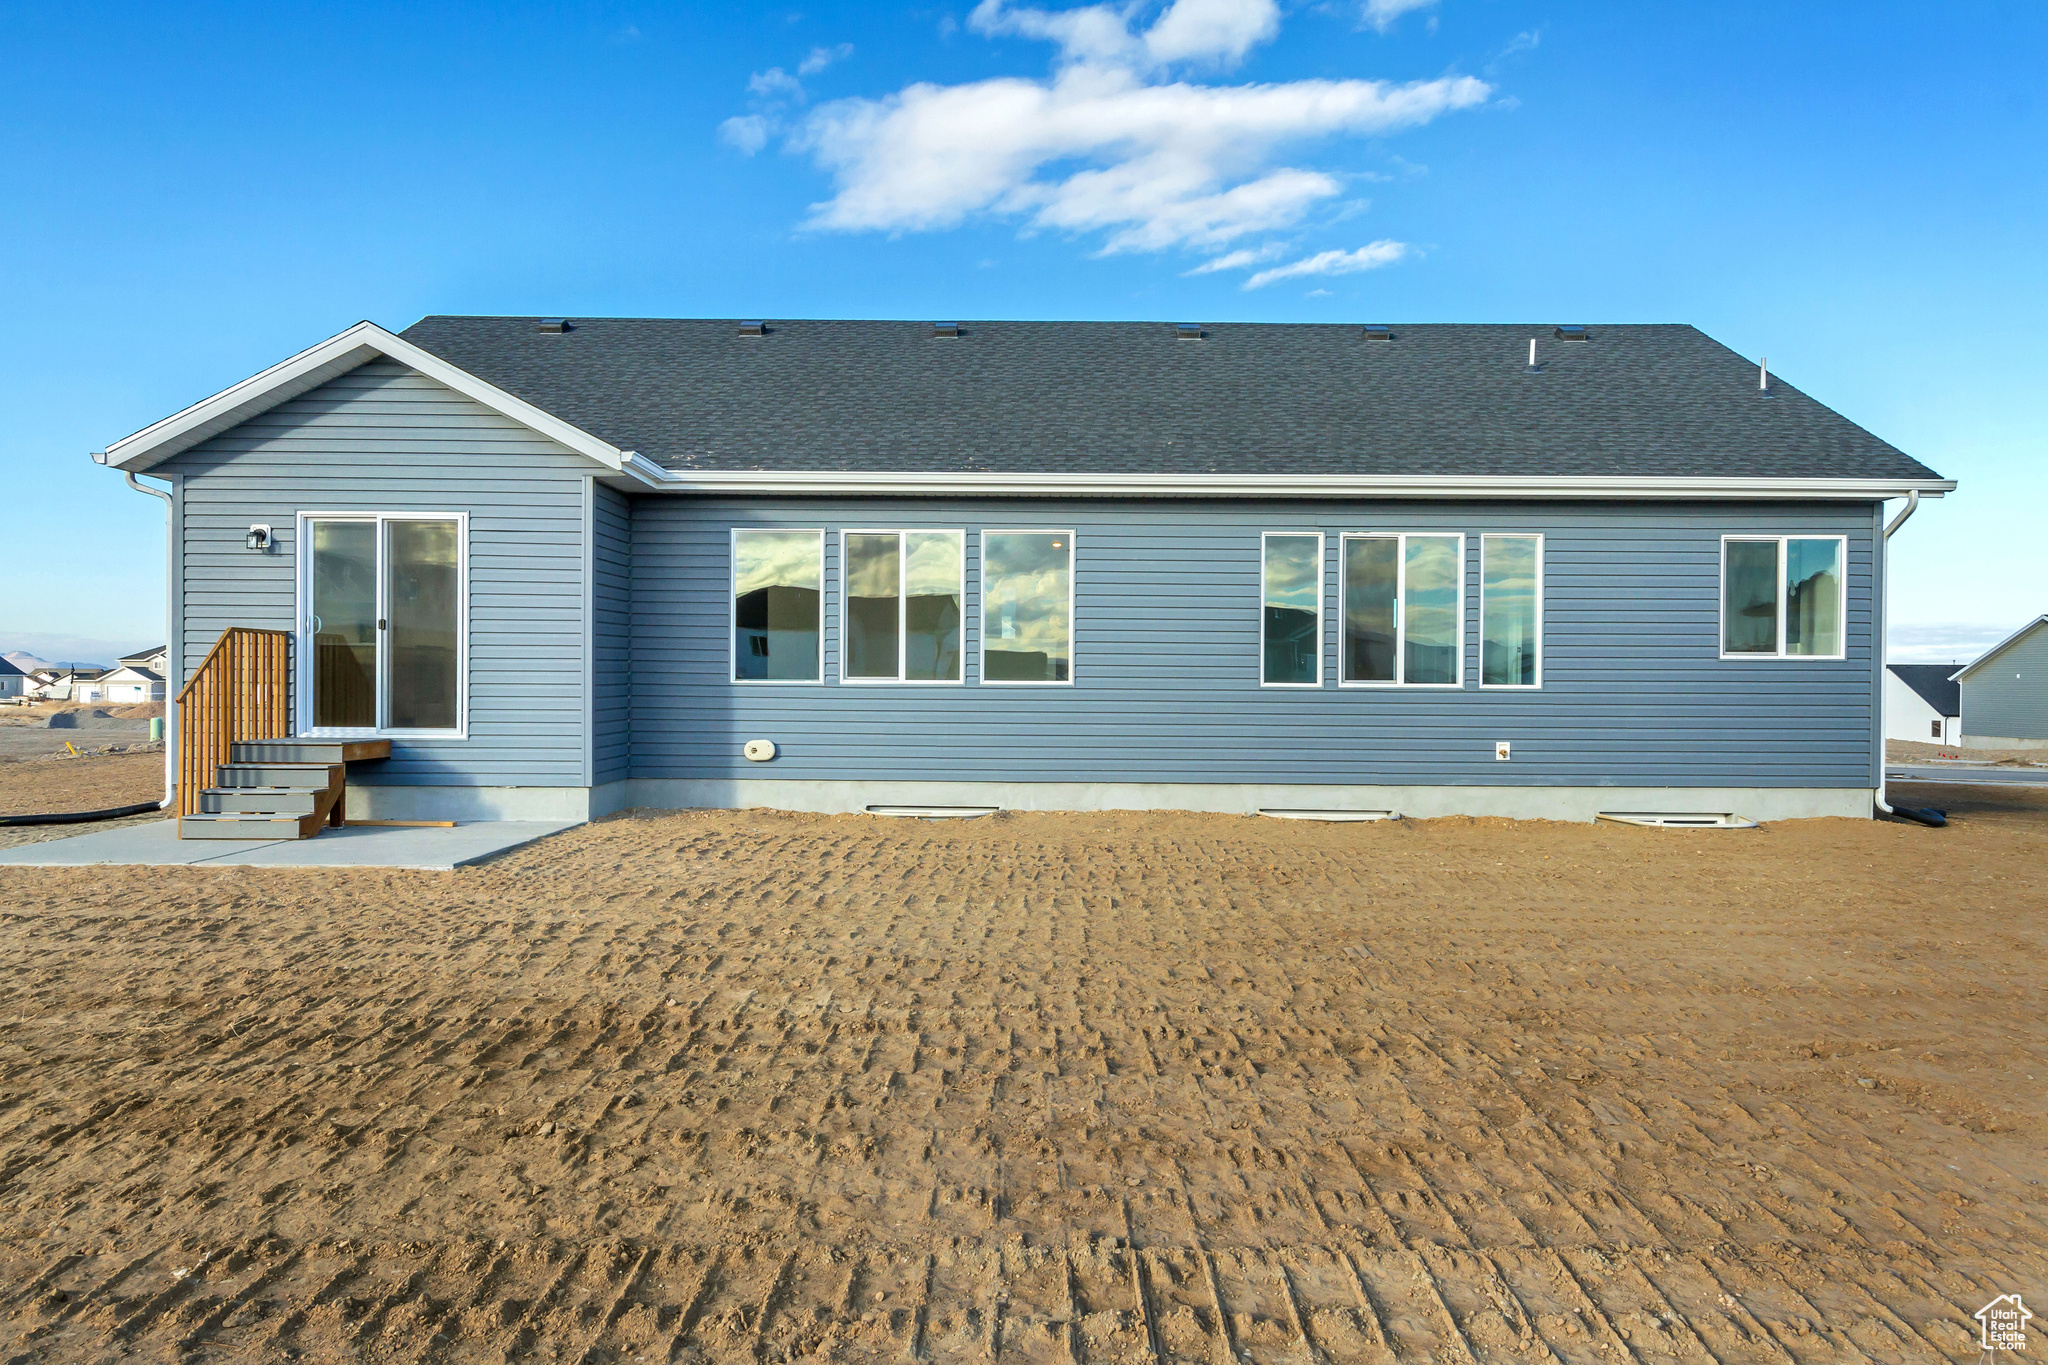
3,0,2042,665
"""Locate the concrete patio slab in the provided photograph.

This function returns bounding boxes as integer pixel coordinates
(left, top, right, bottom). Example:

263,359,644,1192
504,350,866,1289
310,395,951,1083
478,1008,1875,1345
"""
0,818,577,870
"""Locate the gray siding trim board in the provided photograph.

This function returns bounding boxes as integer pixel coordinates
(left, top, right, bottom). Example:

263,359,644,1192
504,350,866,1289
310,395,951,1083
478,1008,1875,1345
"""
630,496,1881,790
593,482,634,784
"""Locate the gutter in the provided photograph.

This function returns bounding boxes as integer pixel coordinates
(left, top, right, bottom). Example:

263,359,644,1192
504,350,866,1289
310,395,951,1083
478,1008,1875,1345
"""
615,454,1955,501
1873,491,1944,826
120,469,176,812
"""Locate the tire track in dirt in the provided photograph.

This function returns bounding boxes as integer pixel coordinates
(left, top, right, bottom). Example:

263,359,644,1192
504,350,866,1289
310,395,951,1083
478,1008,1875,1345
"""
1,803,2042,1362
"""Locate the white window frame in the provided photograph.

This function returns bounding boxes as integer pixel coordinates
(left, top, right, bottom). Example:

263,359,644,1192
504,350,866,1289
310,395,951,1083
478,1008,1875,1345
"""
1478,532,1544,690
837,529,967,685
730,527,826,685
1718,534,1848,661
1259,531,1324,688
294,510,470,739
978,528,1077,687
1338,531,1466,689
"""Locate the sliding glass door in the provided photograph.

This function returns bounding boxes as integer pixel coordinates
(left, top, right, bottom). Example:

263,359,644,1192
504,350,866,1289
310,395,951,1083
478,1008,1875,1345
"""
302,514,466,735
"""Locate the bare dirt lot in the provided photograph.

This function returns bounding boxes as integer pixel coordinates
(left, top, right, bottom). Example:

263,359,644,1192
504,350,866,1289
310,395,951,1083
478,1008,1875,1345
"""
1886,738,2048,767
1,785,2041,1364
0,751,163,817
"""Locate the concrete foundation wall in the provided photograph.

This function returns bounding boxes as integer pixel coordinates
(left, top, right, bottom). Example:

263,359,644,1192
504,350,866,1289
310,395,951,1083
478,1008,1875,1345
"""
607,779,1872,822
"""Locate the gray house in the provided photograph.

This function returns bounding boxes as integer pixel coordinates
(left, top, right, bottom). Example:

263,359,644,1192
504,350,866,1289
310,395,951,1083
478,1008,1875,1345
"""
96,317,1954,823
1952,615,2048,749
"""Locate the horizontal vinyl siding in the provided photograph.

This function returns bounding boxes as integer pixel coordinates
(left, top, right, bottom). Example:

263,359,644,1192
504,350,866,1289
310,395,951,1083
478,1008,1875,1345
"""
1961,627,2048,741
593,482,633,783
164,359,591,788
631,497,1880,788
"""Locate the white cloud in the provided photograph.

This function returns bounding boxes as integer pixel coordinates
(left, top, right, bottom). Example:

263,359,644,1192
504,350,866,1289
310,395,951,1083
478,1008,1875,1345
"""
724,43,857,156
1888,621,2014,665
799,42,855,76
777,0,1488,254
748,67,806,100
1362,0,1437,33
1183,242,1286,274
719,115,774,155
1242,239,1408,288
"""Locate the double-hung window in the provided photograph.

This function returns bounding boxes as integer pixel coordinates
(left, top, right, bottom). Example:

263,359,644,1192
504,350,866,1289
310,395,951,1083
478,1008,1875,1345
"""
1721,535,1845,659
1261,533,1322,686
732,529,824,682
842,530,966,682
1480,534,1542,687
981,531,1074,684
1341,533,1464,686
299,512,467,736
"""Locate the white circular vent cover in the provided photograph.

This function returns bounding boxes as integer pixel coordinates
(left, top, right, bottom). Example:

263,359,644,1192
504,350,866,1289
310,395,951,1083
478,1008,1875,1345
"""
742,739,777,762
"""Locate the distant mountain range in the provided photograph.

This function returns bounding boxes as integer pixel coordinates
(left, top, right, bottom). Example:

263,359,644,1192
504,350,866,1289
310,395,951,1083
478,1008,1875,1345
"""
3,650,112,673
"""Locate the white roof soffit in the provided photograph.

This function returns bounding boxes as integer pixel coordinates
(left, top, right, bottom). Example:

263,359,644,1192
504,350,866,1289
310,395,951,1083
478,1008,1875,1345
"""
1949,614,2048,682
616,454,1954,500
99,321,627,474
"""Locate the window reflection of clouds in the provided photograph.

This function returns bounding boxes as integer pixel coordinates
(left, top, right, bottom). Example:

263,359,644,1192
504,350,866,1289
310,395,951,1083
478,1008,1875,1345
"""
1263,536,1320,611
984,533,1071,659
845,533,901,599
1482,535,1539,686
1403,536,1459,647
735,531,821,595
905,532,962,597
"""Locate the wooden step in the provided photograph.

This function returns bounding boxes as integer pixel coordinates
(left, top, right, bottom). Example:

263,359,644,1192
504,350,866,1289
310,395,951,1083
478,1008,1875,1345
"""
178,812,327,840
214,761,343,790
231,738,392,764
200,787,324,815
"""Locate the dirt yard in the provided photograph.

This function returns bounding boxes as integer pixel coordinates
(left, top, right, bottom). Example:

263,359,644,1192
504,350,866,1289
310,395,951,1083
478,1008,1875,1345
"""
0,785,2041,1364
0,750,164,816
1887,738,2048,766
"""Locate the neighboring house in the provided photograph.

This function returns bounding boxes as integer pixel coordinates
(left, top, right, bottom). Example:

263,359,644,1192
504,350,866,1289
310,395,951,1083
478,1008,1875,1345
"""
96,317,1955,823
41,668,108,703
118,646,171,676
97,665,166,703
1884,665,1961,745
0,657,24,699
1952,615,2048,749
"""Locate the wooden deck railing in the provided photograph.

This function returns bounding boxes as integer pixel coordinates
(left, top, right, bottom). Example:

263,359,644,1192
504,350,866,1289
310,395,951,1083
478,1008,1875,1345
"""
176,628,292,816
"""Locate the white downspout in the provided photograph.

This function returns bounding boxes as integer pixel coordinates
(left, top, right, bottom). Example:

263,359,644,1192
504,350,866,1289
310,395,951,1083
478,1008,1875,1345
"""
1874,489,1920,817
122,470,177,811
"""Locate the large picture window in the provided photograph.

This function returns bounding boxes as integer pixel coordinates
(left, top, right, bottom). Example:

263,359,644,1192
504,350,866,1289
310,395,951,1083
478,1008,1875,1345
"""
1721,535,1845,659
981,531,1073,684
1261,533,1322,686
1341,533,1464,686
1480,534,1542,688
842,530,965,683
733,529,824,682
299,512,466,736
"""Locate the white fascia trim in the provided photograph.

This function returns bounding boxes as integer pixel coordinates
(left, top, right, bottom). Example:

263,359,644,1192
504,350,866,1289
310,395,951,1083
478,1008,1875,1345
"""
1949,614,2048,682
616,461,1955,501
100,321,628,474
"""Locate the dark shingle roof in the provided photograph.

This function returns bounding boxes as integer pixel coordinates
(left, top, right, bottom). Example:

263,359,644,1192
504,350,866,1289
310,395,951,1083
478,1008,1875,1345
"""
1889,664,1961,716
397,316,1941,481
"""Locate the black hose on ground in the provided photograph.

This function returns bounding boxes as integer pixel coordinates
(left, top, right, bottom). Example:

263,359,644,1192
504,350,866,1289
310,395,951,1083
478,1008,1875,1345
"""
0,802,164,827
1887,805,1948,828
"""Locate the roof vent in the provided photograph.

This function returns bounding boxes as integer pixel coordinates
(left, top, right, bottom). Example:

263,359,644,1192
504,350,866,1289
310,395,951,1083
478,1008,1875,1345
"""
535,318,570,334
931,321,961,339
737,320,766,337
1175,323,1204,341
1363,324,1393,342
1554,325,1589,342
